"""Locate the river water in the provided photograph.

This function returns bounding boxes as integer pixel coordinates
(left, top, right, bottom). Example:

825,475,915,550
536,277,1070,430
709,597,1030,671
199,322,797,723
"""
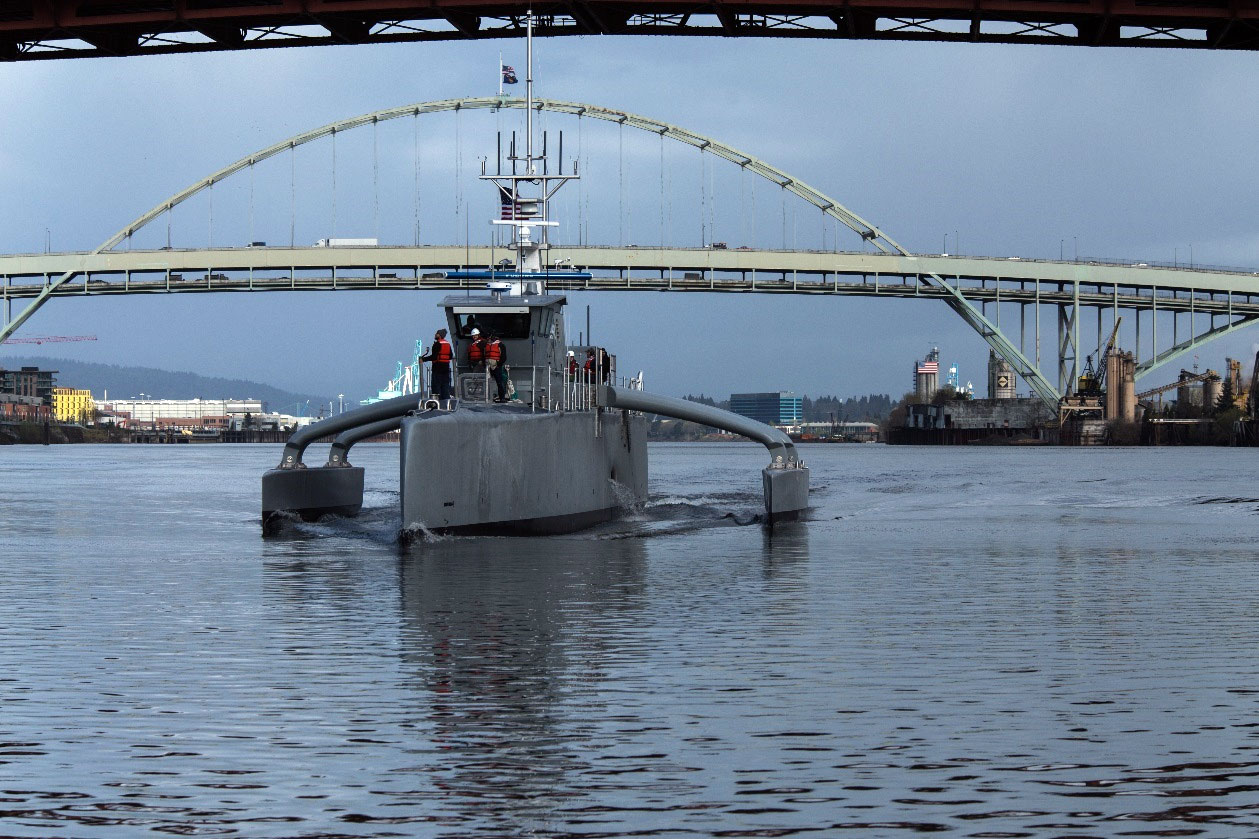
1,442,1258,837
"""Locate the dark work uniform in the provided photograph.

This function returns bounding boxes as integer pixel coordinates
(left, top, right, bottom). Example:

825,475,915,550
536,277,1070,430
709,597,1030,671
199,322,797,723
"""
488,340,509,400
423,339,454,401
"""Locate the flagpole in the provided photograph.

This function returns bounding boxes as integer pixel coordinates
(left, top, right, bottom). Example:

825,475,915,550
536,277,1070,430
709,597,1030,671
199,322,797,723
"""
526,8,533,174
498,50,503,96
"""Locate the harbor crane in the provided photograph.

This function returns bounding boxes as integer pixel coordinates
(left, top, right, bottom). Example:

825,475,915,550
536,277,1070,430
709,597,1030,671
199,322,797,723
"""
1075,317,1123,397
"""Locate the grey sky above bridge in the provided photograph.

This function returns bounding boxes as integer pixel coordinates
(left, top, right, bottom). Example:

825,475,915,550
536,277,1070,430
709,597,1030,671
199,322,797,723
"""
4,37,1259,403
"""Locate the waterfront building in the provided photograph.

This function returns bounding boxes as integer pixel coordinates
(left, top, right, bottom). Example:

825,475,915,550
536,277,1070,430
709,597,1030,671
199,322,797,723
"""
94,397,264,427
0,393,51,423
729,392,804,426
228,411,315,431
894,398,1054,444
95,408,131,428
53,387,95,423
0,366,57,404
796,421,881,442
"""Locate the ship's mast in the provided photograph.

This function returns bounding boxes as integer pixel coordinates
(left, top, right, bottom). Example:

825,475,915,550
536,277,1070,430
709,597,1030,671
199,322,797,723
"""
480,8,577,287
526,11,533,174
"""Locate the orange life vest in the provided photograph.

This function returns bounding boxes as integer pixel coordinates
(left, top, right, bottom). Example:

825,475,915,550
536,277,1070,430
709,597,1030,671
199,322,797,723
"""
469,339,486,363
486,339,503,362
432,338,452,364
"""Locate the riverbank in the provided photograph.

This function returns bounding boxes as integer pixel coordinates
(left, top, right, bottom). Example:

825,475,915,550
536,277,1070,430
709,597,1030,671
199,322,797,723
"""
0,422,133,445
0,423,400,445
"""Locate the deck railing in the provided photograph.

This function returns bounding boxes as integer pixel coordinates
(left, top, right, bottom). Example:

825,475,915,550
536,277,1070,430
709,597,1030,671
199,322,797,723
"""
427,348,643,413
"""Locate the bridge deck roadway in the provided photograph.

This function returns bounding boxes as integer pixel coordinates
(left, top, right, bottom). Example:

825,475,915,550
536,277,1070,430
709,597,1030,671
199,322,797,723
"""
4,247,1259,317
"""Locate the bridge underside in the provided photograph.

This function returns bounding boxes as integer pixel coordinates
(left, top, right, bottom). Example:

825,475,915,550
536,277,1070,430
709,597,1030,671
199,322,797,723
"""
5,246,1259,397
4,0,1259,60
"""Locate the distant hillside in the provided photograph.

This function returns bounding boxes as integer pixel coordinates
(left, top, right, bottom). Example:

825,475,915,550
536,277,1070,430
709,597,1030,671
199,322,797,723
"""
1,356,333,414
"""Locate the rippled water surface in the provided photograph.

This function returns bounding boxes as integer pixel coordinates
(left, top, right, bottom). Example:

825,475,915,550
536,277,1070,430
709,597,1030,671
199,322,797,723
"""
2,442,1259,837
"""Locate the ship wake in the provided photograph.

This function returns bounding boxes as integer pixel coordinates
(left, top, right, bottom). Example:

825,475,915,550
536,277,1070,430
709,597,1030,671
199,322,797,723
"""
264,488,763,544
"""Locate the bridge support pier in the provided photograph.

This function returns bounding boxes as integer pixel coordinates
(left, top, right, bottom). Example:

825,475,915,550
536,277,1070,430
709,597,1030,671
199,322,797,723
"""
1058,304,1078,394
1139,308,1145,365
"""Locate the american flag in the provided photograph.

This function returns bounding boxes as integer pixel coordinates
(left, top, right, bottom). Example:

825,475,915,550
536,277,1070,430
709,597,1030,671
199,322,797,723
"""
917,362,939,374
500,195,538,220
501,64,518,84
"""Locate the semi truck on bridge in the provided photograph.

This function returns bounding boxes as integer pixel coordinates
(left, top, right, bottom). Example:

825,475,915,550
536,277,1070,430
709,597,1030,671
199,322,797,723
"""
314,238,378,248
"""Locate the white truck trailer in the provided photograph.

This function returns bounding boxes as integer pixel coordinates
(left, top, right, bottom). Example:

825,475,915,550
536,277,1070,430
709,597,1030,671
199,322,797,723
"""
314,238,379,247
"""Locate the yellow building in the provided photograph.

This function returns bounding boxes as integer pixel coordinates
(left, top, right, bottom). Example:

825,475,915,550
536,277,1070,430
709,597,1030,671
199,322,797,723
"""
53,387,94,423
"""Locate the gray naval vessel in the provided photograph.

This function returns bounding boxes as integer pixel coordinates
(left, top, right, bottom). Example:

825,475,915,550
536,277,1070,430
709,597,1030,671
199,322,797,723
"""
260,13,808,537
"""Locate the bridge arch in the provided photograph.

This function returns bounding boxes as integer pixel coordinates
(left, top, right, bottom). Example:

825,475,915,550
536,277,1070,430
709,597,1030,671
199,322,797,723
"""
5,96,1061,405
102,96,901,255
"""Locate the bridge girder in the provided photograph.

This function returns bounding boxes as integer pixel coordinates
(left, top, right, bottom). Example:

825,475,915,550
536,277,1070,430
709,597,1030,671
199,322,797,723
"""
3,245,1259,313
8,246,1259,384
1134,315,1259,379
5,1,1259,60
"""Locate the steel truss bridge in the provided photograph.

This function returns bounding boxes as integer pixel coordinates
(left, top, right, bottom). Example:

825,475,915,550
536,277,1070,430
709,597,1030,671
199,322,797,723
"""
4,95,1257,410
4,0,1259,61
7,246,1258,401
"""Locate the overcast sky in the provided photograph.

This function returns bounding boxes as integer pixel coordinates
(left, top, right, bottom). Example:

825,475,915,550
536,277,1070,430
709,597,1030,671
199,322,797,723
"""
3,36,1258,402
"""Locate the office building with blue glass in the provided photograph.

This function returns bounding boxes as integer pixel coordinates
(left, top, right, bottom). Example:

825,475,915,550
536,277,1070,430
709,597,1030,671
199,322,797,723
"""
729,392,804,427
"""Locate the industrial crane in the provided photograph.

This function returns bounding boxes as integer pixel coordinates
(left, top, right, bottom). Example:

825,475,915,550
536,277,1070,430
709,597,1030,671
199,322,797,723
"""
1075,317,1123,397
1135,370,1215,402
1,335,97,345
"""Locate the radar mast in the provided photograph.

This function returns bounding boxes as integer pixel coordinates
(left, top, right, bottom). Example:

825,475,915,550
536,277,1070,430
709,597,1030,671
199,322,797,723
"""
480,9,577,286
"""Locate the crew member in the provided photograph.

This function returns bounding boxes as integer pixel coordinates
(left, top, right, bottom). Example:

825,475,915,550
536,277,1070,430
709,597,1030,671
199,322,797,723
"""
467,328,486,366
567,350,578,376
420,328,454,409
486,333,510,402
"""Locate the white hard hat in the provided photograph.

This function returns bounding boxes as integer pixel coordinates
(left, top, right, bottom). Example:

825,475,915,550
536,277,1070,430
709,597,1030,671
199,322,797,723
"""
567,350,575,356
470,328,481,336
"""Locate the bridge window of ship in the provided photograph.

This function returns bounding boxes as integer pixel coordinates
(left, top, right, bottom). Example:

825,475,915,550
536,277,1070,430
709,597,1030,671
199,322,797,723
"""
453,312,531,340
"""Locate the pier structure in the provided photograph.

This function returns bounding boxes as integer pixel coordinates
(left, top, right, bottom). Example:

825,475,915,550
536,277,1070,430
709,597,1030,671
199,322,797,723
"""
3,97,1257,412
